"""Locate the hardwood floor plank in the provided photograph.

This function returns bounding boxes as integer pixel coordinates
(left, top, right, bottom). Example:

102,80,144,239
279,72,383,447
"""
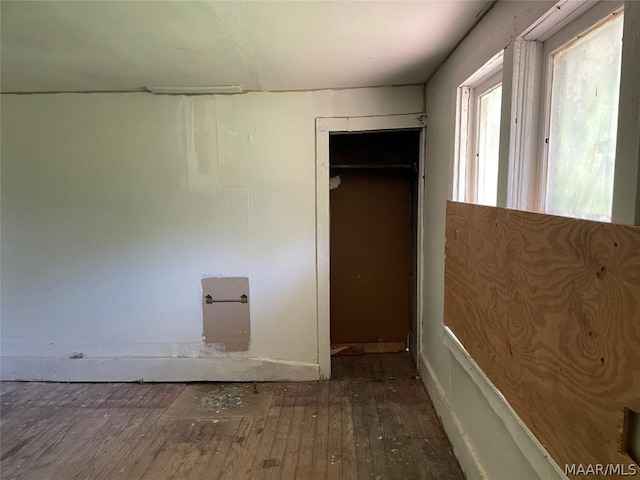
278,382,311,480
137,419,195,480
343,358,360,380
372,381,404,480
75,385,170,480
311,381,329,480
0,382,20,397
216,417,254,480
31,385,142,480
66,383,117,411
1,402,61,455
1,411,77,480
363,381,390,480
3,383,46,408
294,382,318,479
340,394,357,480
331,356,345,380
1,384,94,477
412,402,463,479
95,384,183,480
182,419,230,480
326,380,343,480
231,415,266,480
168,420,209,480
1,383,103,457
246,382,284,480
349,381,375,480
387,400,422,480
263,383,296,480
17,385,136,480
397,396,463,480
191,418,242,480
0,354,465,480
28,382,67,407
369,355,385,382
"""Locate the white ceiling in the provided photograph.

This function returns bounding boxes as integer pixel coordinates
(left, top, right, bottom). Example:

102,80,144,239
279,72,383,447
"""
0,1,491,93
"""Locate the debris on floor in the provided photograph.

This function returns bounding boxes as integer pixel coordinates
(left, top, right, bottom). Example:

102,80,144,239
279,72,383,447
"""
199,386,245,411
331,345,364,356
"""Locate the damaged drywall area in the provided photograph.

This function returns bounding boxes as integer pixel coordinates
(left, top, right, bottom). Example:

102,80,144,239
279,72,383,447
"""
201,277,250,351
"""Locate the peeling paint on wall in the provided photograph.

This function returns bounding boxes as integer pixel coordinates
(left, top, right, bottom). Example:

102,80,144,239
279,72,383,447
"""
179,97,223,193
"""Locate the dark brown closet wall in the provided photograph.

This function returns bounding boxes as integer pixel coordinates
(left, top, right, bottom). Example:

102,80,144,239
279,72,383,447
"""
329,131,419,349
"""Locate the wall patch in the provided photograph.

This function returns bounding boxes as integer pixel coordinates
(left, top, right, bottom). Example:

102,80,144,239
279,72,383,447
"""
201,277,250,351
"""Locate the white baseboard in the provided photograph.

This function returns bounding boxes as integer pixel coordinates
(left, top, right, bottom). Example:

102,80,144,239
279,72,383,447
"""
419,352,490,480
0,356,320,382
442,327,565,479
418,327,566,480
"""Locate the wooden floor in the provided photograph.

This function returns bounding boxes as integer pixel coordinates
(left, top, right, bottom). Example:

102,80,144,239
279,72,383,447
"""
0,354,464,479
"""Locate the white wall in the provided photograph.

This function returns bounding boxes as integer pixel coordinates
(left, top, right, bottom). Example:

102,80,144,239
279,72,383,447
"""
421,1,640,479
0,85,423,381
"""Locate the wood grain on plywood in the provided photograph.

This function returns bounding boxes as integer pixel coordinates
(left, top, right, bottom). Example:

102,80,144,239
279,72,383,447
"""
444,201,640,478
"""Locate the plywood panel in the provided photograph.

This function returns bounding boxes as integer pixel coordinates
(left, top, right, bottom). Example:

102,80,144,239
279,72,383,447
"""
444,201,640,478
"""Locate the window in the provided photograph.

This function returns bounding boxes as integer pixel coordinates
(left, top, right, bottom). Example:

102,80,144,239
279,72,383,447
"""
476,83,502,206
453,52,503,206
542,12,624,221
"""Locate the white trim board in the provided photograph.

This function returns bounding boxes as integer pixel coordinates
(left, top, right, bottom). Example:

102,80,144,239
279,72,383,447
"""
442,326,567,479
0,356,320,382
506,0,628,215
419,352,491,480
315,113,427,379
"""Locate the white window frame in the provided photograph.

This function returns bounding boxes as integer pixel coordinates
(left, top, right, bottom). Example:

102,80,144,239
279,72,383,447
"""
474,75,503,206
538,3,624,217
507,0,624,217
453,51,504,205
